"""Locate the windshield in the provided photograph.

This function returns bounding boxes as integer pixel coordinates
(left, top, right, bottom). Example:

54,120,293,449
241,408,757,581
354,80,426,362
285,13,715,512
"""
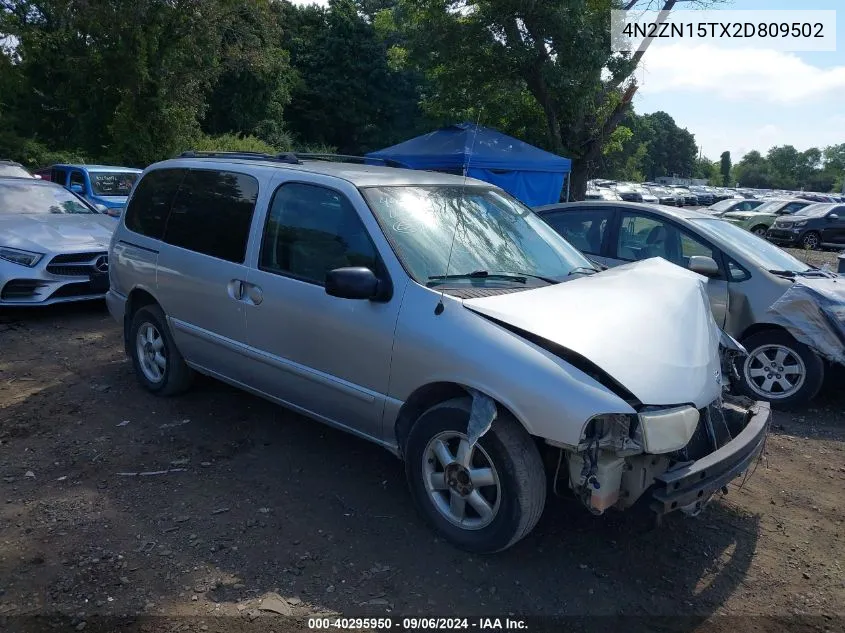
0,181,96,214
691,218,810,273
362,186,594,284
0,164,32,178
794,203,835,217
709,200,739,212
752,200,790,213
89,172,139,196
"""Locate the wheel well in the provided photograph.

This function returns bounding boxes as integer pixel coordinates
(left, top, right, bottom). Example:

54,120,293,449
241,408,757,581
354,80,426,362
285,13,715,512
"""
123,288,159,354
750,224,768,232
394,383,469,458
738,322,788,344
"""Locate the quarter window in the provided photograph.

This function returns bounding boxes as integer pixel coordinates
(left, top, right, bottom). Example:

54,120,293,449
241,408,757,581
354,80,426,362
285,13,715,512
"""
260,183,378,284
69,171,85,189
164,170,259,263
124,168,186,240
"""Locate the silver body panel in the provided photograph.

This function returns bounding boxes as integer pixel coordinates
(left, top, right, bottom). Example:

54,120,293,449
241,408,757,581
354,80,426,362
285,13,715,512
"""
109,161,725,453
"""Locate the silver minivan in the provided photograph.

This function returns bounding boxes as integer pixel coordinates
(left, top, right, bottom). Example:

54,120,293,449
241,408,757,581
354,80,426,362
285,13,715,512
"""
107,154,769,552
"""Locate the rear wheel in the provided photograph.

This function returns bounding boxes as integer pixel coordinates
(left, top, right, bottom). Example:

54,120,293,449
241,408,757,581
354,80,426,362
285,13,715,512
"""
129,305,193,396
750,225,768,237
405,397,546,552
738,330,824,408
800,231,820,250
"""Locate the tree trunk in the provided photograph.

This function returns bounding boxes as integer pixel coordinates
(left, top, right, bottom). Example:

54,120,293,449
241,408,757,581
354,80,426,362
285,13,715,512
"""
569,159,590,201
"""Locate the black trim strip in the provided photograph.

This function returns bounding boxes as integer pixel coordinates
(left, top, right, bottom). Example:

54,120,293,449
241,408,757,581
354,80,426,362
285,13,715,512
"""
118,240,159,254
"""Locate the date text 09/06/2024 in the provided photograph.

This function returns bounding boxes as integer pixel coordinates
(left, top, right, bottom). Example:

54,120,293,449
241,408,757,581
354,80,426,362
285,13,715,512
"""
308,617,528,630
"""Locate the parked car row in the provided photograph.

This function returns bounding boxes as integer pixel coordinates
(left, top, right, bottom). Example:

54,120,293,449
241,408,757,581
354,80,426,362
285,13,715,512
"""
586,180,738,207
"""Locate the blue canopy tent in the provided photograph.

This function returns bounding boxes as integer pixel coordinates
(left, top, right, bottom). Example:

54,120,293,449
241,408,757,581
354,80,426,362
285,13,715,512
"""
366,123,572,207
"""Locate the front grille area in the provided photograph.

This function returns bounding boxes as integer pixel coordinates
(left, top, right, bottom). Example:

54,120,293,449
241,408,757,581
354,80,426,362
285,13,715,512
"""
46,251,107,276
50,251,106,264
1,279,48,300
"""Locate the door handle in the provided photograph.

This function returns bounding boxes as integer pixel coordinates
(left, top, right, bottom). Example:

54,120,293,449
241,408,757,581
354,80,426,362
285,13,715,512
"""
227,279,245,301
245,283,263,306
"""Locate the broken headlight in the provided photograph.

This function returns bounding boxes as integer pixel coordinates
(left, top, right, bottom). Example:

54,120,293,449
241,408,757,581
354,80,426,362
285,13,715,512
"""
637,406,700,454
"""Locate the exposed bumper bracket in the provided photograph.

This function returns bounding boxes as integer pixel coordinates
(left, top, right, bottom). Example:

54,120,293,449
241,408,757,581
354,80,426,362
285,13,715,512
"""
651,401,770,515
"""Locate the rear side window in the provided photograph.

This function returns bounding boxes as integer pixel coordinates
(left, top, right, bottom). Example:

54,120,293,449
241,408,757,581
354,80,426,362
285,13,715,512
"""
125,169,186,239
541,209,611,255
164,169,259,263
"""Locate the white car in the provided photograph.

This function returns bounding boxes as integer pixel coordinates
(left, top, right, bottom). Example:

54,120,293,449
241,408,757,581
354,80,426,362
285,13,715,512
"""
0,177,115,305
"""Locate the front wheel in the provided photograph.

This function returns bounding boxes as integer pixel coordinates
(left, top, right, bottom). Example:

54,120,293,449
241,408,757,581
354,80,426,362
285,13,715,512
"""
737,330,824,408
129,305,194,396
750,225,768,237
800,231,820,250
405,397,546,552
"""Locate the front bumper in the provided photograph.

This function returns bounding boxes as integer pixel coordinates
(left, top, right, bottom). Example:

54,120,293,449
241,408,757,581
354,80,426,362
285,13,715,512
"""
766,228,801,245
651,400,770,515
0,251,110,306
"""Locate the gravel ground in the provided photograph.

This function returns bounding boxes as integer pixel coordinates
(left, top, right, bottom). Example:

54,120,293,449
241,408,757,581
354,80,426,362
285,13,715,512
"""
1,303,844,633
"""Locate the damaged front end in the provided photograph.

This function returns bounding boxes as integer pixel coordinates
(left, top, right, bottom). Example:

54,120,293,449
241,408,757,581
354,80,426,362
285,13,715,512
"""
563,392,770,518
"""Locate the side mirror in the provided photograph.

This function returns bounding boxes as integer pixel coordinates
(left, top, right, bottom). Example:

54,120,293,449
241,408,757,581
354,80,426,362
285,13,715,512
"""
325,267,380,300
70,184,85,194
827,213,839,220
688,255,719,277
94,203,109,213
106,206,124,218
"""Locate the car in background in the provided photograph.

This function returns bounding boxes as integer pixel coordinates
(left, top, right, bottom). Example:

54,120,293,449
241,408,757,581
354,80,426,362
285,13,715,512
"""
630,184,658,203
0,177,114,306
0,160,34,178
536,200,841,406
766,203,845,250
705,199,764,217
721,199,812,236
668,186,699,206
645,186,680,206
45,164,142,217
612,183,643,202
585,186,622,201
689,186,714,206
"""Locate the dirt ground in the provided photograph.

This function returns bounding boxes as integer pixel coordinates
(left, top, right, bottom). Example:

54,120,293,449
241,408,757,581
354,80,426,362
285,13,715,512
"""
1,302,844,633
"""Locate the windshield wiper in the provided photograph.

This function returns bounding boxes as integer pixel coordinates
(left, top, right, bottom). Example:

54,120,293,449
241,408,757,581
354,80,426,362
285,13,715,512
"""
426,270,527,286
567,266,600,276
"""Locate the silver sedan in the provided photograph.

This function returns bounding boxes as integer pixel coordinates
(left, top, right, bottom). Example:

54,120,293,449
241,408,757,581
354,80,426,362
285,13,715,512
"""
0,177,115,306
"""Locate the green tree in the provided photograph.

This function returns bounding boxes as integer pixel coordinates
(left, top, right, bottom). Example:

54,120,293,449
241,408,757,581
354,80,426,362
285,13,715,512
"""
399,0,695,198
280,0,426,155
733,150,772,189
719,151,731,186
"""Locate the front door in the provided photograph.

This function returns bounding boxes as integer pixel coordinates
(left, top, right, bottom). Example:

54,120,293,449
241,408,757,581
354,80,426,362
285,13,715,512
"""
244,179,402,441
821,206,845,246
154,168,261,386
606,210,730,328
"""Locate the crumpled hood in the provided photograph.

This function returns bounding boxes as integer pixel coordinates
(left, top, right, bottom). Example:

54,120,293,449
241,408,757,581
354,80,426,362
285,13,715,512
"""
463,258,723,408
0,214,115,253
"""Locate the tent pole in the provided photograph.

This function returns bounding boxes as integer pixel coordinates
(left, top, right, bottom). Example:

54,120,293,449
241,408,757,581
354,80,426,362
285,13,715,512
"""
565,173,571,202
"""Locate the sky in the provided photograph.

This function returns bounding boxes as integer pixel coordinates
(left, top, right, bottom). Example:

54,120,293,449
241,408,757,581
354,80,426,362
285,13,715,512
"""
291,0,842,162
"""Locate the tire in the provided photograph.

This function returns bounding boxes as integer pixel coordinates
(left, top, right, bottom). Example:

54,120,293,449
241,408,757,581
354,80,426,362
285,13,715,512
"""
128,304,193,396
800,231,820,250
737,330,824,408
750,225,768,237
405,397,546,553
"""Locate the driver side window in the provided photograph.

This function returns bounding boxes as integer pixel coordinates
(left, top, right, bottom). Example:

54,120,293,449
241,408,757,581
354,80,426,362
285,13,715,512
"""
260,183,378,285
617,214,672,262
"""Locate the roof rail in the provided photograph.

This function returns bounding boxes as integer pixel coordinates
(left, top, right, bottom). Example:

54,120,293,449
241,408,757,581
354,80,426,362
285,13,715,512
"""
294,153,384,164
178,151,302,165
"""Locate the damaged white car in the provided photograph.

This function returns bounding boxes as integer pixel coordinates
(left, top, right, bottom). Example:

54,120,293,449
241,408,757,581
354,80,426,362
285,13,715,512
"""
107,156,770,552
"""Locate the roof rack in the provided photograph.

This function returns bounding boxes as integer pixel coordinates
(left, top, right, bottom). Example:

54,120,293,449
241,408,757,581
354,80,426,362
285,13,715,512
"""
179,151,303,165
177,151,411,170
